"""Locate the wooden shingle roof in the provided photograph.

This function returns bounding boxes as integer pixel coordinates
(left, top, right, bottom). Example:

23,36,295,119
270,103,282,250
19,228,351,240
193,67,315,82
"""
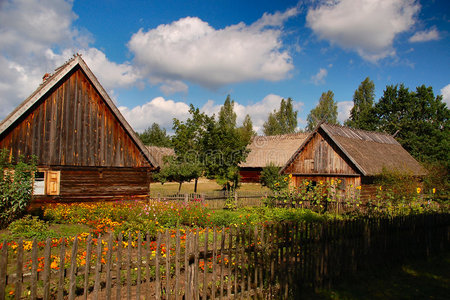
281,123,426,176
240,132,309,168
146,146,175,168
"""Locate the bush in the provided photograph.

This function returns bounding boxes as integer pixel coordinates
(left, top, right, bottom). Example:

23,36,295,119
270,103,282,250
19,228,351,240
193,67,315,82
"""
0,149,37,228
8,215,56,240
260,163,289,191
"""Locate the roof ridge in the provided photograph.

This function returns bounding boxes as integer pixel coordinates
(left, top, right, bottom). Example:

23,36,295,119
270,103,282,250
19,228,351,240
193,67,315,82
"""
323,123,394,138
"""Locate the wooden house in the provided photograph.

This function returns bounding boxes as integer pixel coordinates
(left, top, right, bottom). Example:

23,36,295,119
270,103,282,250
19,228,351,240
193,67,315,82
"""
280,123,426,199
0,55,158,203
239,132,309,182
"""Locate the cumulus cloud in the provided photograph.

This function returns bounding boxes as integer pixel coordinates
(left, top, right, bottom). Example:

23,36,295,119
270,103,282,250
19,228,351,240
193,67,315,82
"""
128,8,297,89
409,28,440,42
306,0,420,62
0,0,140,120
311,68,328,85
337,101,353,123
119,97,191,133
441,84,450,107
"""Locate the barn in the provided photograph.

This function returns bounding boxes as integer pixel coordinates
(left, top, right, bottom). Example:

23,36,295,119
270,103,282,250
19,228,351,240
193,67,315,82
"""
239,132,309,182
280,123,426,199
0,55,158,203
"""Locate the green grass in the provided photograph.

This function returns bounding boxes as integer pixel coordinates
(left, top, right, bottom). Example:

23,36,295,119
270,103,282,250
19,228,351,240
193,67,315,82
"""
150,178,269,194
303,253,450,299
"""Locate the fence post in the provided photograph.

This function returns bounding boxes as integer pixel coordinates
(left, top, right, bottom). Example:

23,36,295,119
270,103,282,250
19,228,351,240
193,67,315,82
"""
0,241,7,300
234,191,238,208
185,193,189,204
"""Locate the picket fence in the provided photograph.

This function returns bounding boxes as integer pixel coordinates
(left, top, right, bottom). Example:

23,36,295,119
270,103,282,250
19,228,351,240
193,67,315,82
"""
0,213,449,299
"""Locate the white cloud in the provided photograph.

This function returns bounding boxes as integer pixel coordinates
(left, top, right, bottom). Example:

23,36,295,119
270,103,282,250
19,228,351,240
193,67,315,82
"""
337,101,353,123
441,84,450,107
311,68,328,85
0,0,141,120
306,0,420,62
409,28,440,42
119,97,191,133
128,8,297,89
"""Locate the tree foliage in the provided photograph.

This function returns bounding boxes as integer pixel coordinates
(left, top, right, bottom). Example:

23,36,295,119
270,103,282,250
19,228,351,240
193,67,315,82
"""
238,114,256,146
0,149,37,228
203,95,250,191
260,163,288,191
153,156,203,192
374,84,449,166
306,90,338,131
345,77,377,130
138,122,172,147
263,98,298,135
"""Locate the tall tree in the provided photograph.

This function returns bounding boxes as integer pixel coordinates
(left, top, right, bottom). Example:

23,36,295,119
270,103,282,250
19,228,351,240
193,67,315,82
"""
160,105,213,192
203,96,249,191
306,90,338,131
263,97,298,135
345,77,377,130
138,123,172,147
238,114,256,146
374,84,449,165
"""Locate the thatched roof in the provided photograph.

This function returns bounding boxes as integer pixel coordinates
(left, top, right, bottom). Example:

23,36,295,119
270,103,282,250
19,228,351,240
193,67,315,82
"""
282,123,426,176
146,146,175,168
240,132,309,168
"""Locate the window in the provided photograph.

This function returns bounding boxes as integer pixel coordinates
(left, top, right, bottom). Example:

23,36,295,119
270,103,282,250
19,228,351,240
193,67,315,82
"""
33,170,60,195
33,171,45,195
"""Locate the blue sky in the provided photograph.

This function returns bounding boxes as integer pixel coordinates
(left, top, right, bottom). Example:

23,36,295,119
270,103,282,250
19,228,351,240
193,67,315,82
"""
0,0,449,133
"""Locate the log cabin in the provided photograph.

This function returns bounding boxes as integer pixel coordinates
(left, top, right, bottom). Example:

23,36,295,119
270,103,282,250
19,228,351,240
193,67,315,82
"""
280,123,426,199
239,132,309,182
0,55,158,203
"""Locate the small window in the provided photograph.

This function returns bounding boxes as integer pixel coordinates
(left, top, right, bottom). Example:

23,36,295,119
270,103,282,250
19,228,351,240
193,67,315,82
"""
33,171,45,195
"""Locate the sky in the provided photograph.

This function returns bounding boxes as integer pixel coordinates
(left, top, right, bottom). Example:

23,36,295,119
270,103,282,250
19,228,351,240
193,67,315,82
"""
0,0,449,134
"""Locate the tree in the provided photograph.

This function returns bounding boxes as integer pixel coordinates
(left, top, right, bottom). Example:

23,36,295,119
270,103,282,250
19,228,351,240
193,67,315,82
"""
374,84,449,165
306,90,338,131
238,114,256,146
138,123,172,147
345,77,377,130
153,156,202,192
263,98,298,135
169,105,214,192
203,96,249,191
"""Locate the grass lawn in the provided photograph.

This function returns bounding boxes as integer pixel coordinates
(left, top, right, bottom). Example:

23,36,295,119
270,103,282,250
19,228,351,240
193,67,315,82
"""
303,253,450,299
150,178,270,194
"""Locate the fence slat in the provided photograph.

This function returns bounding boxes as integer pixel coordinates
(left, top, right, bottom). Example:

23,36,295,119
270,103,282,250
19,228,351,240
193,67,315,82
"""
68,237,79,300
43,238,52,300
15,239,23,300
203,227,209,300
0,241,7,300
93,236,103,300
57,239,66,300
194,230,199,300
83,235,92,300
136,232,142,300
165,229,171,299
106,234,113,300
156,232,161,300
184,231,190,300
116,233,122,300
219,228,225,300
30,239,38,300
126,234,131,300
175,229,180,300
211,227,217,300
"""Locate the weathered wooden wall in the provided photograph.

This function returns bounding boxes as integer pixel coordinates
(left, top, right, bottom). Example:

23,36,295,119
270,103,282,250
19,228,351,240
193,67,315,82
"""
284,131,358,176
32,167,150,203
239,168,262,183
0,67,149,168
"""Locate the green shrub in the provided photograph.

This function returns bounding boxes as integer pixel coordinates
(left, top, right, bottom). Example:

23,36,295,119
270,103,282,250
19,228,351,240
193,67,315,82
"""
260,163,289,192
0,149,37,228
8,215,56,240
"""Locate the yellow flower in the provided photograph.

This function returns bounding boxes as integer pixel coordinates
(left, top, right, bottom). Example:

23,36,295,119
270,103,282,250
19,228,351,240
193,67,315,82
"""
379,186,382,191
288,174,292,178
331,179,334,185
319,181,323,185
356,186,362,190
305,181,309,186
416,187,421,194
432,188,436,194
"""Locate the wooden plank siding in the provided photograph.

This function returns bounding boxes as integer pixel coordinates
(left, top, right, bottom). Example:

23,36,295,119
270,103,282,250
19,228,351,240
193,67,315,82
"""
32,167,151,204
0,67,150,168
284,131,359,176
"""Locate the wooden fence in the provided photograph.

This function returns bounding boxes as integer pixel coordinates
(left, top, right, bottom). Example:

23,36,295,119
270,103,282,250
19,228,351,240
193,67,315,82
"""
149,191,267,209
1,213,449,299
